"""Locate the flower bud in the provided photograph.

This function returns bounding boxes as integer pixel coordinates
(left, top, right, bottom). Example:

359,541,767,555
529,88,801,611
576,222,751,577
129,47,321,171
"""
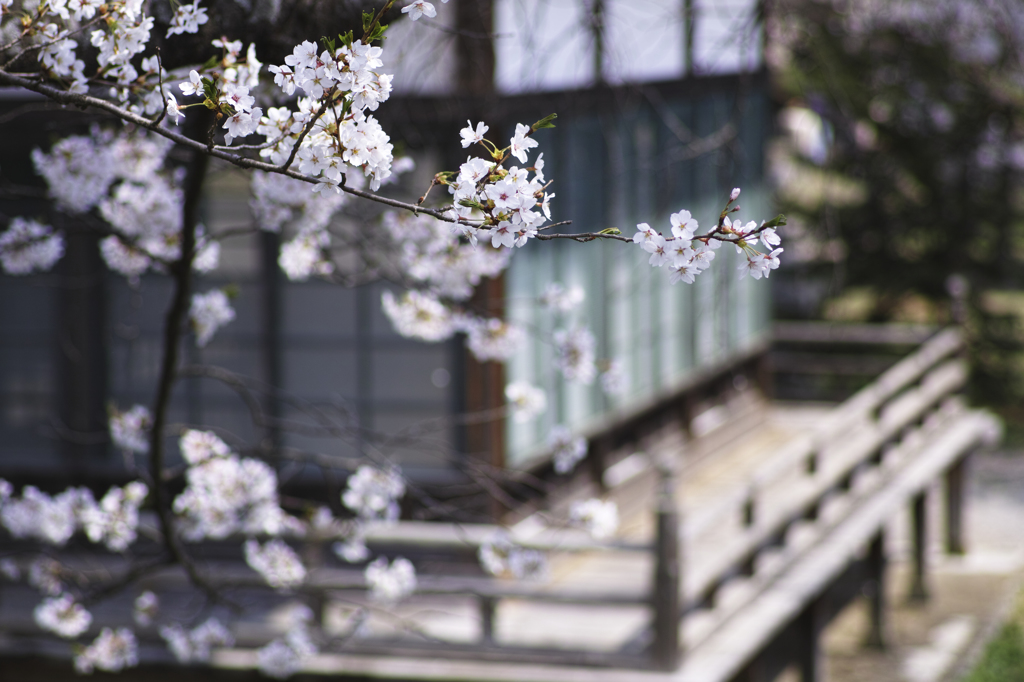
730,187,741,201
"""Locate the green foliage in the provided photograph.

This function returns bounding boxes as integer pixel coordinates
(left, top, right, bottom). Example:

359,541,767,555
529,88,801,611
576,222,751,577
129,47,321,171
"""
531,113,558,132
366,22,388,45
963,622,1024,682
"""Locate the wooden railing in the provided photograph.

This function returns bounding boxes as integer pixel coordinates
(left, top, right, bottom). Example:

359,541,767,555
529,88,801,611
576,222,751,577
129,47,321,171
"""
4,327,983,676
216,327,974,672
229,326,973,672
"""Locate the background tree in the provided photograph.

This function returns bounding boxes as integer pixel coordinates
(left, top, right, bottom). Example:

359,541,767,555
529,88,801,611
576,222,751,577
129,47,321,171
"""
767,0,1024,420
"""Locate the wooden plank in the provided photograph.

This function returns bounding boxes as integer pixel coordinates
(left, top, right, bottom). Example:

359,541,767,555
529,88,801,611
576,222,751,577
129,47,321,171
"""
772,322,937,346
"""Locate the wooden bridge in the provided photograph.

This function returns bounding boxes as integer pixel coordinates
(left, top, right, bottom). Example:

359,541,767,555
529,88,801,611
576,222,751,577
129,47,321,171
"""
204,326,998,681
0,326,1002,681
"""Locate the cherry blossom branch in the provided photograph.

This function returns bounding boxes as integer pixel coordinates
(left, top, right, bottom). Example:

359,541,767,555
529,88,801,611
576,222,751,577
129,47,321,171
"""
535,231,633,243
0,70,457,222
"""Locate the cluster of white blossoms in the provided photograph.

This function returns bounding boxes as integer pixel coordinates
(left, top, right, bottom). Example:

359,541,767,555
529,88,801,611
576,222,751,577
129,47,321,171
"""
189,289,236,347
733,220,784,280
249,171,347,281
600,358,627,396
173,430,299,541
74,627,139,674
465,317,525,361
250,171,346,234
548,426,587,475
380,289,525,363
504,381,547,423
244,539,307,591
540,282,585,313
108,404,152,455
333,527,370,563
0,480,146,550
569,498,619,540
0,218,65,275
132,591,158,627
259,37,395,190
380,289,454,342
34,593,92,638
378,116,555,350
364,556,417,604
80,481,149,552
383,211,510,301
632,188,783,283
342,465,405,523
166,0,208,37
379,209,528,361
160,617,234,663
31,130,169,213
330,466,406,566
27,128,221,281
28,557,64,596
478,532,547,580
169,40,265,143
446,121,552,248
552,326,597,384
256,605,318,680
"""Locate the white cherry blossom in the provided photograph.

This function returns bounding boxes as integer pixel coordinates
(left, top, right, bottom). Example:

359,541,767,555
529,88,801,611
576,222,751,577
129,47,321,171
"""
505,381,546,422
365,556,417,603
401,0,437,21
108,404,151,455
553,326,597,384
0,218,64,275
189,289,236,347
509,123,538,163
34,593,91,638
549,426,587,474
342,465,405,522
478,533,547,580
245,539,306,590
569,498,619,539
133,591,158,627
74,627,138,673
160,617,234,663
166,0,208,37
460,120,489,147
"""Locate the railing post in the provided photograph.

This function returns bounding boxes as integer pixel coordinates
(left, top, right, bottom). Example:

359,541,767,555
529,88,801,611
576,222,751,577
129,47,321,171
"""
652,457,680,671
863,529,887,649
479,596,496,644
302,535,326,627
796,596,826,682
742,491,756,527
945,455,968,555
909,491,929,602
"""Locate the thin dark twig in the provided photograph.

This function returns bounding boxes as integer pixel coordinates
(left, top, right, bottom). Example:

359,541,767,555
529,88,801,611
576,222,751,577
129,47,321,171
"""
535,232,633,243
